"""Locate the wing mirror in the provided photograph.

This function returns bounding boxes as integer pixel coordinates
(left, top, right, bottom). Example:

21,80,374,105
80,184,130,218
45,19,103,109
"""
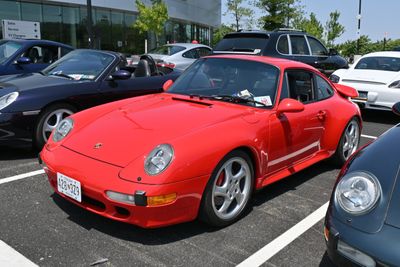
110,70,131,80
392,102,400,116
277,98,304,116
162,79,174,91
16,57,32,65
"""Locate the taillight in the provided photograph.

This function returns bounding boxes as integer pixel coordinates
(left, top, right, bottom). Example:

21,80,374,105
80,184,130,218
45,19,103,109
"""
157,61,176,69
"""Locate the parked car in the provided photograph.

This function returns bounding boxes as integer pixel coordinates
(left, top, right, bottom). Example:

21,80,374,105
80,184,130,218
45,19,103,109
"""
324,102,400,267
40,55,361,228
0,39,73,76
330,51,400,111
0,49,180,148
213,29,348,76
146,43,212,70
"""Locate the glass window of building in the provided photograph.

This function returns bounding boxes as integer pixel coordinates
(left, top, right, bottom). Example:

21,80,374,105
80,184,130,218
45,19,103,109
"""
62,6,79,47
111,11,124,52
21,2,42,22
95,9,112,50
42,5,62,43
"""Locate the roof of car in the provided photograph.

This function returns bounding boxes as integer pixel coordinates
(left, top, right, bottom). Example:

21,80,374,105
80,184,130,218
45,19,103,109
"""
3,39,73,48
204,54,317,71
361,51,400,58
224,29,306,37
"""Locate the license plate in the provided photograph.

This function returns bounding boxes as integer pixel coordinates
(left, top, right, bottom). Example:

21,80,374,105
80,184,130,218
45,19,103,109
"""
354,91,368,100
57,173,82,202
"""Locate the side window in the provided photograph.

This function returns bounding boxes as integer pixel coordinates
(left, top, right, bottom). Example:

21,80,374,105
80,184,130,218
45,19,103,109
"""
197,47,211,58
286,70,314,103
277,35,289,54
307,37,328,56
315,75,334,100
23,45,58,64
280,73,289,100
61,47,73,57
182,49,197,59
289,35,310,55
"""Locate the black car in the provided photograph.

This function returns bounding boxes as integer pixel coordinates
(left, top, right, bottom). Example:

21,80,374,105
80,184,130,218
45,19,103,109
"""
213,29,348,76
0,39,73,76
0,49,180,148
324,103,400,267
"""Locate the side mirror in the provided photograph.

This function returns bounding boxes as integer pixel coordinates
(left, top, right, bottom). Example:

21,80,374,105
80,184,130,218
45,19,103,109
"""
17,57,32,65
111,70,131,80
328,48,338,56
392,102,400,116
163,79,174,91
277,98,304,116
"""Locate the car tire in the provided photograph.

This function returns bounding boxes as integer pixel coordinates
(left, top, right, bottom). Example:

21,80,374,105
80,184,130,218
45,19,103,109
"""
199,150,254,227
34,103,76,149
331,118,361,166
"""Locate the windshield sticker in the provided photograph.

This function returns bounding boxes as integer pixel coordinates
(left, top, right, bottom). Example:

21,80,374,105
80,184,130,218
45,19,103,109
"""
237,89,252,98
254,96,272,106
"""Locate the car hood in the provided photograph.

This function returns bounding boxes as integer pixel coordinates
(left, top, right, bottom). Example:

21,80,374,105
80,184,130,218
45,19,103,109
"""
62,94,254,167
0,73,76,93
338,69,400,85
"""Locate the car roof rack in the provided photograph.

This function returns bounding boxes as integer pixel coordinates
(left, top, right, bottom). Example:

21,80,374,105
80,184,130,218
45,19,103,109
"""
273,28,304,32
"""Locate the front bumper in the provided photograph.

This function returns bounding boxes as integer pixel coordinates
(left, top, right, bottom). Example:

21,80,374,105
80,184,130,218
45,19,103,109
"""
325,213,400,266
0,111,37,144
40,145,209,228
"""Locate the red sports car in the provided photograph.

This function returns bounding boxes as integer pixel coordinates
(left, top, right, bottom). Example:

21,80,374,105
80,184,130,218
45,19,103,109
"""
40,55,361,228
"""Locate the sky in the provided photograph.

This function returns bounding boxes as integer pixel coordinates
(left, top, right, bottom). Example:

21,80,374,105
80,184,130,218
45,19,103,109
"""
221,0,400,44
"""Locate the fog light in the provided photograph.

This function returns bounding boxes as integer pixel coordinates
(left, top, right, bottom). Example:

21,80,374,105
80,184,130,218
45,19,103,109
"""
337,240,375,267
106,191,135,205
147,193,177,206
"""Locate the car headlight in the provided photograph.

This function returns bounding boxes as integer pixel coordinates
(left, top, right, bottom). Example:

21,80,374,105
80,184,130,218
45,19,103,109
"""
335,171,381,215
144,144,174,175
329,74,340,83
0,92,18,111
52,118,74,142
388,80,400,88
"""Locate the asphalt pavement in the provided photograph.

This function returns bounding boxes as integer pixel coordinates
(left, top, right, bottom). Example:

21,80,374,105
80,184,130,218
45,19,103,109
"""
0,109,398,267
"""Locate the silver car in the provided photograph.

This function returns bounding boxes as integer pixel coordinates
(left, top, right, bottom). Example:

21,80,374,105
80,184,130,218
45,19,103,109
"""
147,43,212,71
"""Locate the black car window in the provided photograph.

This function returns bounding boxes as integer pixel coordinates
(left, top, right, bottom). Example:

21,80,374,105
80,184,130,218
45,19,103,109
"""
197,47,211,57
214,33,269,53
0,40,22,64
355,56,400,72
280,73,289,100
289,35,310,55
307,37,328,56
22,45,59,64
61,47,73,57
286,70,314,103
183,49,198,59
277,35,289,54
315,74,333,100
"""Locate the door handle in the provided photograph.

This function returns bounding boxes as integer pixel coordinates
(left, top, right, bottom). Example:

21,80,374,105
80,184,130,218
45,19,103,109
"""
317,110,326,121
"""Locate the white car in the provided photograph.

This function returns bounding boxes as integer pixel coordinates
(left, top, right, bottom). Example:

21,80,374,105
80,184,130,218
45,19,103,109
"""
146,43,212,71
330,51,400,110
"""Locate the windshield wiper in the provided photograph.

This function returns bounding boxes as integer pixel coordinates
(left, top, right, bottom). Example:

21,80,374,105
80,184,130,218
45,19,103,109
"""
189,94,267,107
50,73,73,80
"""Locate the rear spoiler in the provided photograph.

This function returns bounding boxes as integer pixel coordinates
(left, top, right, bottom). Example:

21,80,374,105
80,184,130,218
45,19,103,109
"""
333,83,358,98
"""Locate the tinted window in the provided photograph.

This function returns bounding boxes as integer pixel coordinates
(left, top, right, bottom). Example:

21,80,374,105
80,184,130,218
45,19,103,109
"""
277,35,289,54
22,45,59,64
315,75,333,100
308,37,327,56
290,35,310,55
169,58,280,107
355,56,400,72
197,47,211,57
182,49,198,59
0,40,22,64
214,34,268,53
149,45,185,56
286,71,314,103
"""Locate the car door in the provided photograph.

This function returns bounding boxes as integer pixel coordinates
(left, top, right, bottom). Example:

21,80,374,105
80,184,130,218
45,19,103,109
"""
288,34,316,67
306,36,337,75
267,70,326,174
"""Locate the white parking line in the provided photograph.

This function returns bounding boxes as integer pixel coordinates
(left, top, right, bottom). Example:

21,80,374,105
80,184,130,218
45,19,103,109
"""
361,134,378,140
237,202,329,267
0,240,38,267
0,170,44,185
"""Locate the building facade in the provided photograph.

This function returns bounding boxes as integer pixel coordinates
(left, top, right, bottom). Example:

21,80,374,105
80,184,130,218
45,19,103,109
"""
0,0,221,53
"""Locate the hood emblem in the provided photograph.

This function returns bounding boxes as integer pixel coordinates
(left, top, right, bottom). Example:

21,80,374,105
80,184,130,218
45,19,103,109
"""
94,143,103,149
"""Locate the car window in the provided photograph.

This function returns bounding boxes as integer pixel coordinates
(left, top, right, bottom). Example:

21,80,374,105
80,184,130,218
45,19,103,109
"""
280,73,289,100
182,49,198,59
197,47,211,57
286,70,314,103
61,47,73,57
149,45,185,56
214,33,268,53
307,37,327,56
354,56,400,72
0,40,22,64
277,35,289,54
315,75,333,100
22,45,59,64
289,35,310,55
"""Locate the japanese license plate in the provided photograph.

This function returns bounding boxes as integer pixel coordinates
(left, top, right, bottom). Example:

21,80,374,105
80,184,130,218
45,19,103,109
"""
57,173,81,202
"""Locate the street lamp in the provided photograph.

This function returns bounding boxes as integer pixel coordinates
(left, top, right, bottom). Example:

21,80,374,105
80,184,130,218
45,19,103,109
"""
356,0,362,54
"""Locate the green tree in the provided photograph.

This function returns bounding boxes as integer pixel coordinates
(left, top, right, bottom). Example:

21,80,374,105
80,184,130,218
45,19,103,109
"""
212,24,235,47
292,12,324,40
225,0,255,31
134,0,168,46
325,10,345,47
255,0,301,31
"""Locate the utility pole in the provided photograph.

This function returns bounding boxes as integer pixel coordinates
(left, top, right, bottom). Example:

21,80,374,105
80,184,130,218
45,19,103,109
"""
87,0,94,49
356,0,362,54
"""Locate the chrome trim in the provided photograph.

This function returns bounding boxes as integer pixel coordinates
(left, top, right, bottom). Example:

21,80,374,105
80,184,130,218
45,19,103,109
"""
22,110,41,116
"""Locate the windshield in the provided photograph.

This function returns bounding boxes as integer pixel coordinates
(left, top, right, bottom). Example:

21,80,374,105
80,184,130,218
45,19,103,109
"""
355,56,400,72
149,45,185,56
0,40,22,64
168,58,280,107
42,50,115,81
214,34,268,53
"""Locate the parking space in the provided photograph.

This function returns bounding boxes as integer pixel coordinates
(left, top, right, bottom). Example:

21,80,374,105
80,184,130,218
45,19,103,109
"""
0,110,397,267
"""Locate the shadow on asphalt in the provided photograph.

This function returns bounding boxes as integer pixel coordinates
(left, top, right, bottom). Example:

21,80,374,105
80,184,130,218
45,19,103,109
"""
0,145,37,160
319,252,336,267
362,109,399,125
50,160,339,245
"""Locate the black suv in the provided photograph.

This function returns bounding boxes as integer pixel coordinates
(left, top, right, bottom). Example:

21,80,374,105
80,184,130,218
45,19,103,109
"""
213,29,348,75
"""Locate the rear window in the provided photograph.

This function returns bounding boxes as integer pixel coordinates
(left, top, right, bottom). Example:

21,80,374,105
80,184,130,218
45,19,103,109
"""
214,34,269,53
355,56,400,72
149,45,185,56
